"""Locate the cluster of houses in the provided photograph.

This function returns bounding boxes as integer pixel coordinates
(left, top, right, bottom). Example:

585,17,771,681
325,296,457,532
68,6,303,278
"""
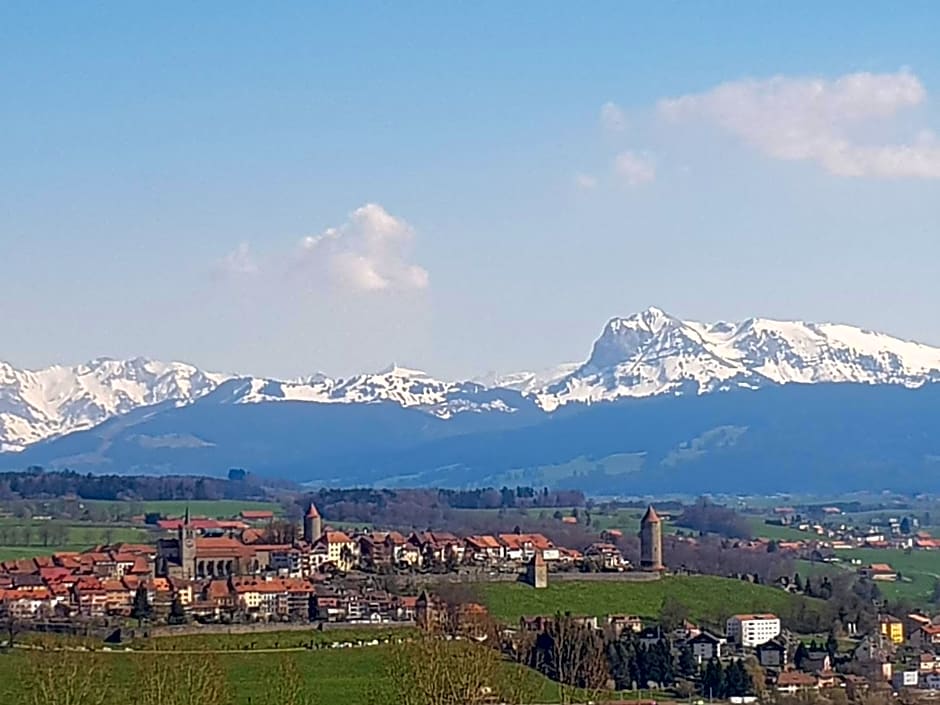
765,507,940,552
506,608,940,696
0,503,639,627
154,504,632,582
0,542,419,625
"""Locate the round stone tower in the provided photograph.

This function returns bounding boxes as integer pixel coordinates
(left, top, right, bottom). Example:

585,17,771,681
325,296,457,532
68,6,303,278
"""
303,502,322,544
639,504,664,572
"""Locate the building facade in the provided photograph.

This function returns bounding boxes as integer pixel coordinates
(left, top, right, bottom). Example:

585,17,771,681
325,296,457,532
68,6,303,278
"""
726,613,781,647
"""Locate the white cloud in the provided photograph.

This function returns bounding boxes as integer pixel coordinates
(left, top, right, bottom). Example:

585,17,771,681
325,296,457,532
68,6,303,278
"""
297,203,429,292
216,242,259,276
614,151,656,185
574,172,598,189
600,101,627,132
659,70,940,178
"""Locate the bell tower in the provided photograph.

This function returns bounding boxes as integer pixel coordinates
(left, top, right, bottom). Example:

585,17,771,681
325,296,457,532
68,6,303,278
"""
178,506,196,580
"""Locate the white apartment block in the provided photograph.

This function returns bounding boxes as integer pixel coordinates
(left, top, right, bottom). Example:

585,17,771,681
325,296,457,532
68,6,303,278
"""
726,613,781,647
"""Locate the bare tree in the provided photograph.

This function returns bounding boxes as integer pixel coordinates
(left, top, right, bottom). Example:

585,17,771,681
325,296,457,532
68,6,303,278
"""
25,649,110,705
1,615,22,648
256,654,318,705
134,653,229,705
386,633,532,705
523,613,608,705
38,522,52,547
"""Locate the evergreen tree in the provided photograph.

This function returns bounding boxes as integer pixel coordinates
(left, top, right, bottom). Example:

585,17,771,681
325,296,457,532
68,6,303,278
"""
826,629,839,657
168,595,187,625
678,642,697,677
702,658,724,699
794,641,809,669
131,584,152,624
794,572,804,592
646,638,674,686
724,659,752,697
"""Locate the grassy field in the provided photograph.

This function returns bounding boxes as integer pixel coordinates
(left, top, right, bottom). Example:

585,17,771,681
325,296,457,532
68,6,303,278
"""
0,520,154,562
745,516,810,541
0,499,282,562
129,627,418,652
0,647,392,704
839,547,940,603
0,645,561,704
85,499,283,518
590,508,684,536
478,575,827,628
0,544,106,562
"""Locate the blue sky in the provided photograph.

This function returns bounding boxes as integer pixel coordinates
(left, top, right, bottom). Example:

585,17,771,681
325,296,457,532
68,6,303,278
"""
2,2,939,378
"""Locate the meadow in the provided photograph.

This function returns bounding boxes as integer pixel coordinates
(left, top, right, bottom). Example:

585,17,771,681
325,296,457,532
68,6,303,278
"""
838,547,940,603
744,516,809,542
477,575,828,628
0,498,284,562
84,499,283,518
0,642,561,705
127,626,418,652
0,520,154,562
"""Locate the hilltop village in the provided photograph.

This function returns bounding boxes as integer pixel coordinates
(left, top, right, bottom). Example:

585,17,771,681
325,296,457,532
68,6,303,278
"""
5,498,940,698
0,504,657,625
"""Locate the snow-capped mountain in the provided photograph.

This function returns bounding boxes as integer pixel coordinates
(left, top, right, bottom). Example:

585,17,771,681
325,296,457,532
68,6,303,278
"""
0,358,227,452
474,362,581,395
534,307,940,410
210,365,525,419
0,361,527,452
4,306,940,453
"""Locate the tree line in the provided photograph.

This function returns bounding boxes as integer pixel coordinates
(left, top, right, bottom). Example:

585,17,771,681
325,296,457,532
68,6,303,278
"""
0,469,266,502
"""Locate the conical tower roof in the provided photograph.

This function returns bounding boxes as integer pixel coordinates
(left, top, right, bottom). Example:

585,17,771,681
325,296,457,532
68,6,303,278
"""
306,502,320,518
641,504,661,524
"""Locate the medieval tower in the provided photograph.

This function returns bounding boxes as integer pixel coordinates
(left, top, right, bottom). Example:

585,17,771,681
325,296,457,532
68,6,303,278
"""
303,502,322,544
178,507,196,580
639,504,664,572
526,550,548,589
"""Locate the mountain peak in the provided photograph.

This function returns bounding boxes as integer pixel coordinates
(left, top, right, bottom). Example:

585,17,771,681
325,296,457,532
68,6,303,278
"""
534,311,940,411
374,363,428,377
607,306,677,334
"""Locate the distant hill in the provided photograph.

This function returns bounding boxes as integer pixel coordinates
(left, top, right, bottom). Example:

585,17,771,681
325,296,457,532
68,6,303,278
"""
3,383,939,494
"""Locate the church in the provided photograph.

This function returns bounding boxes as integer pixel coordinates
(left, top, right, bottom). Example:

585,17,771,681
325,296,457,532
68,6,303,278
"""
157,503,328,580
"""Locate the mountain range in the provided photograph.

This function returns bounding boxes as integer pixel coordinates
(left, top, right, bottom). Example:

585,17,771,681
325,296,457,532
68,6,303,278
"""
3,307,940,493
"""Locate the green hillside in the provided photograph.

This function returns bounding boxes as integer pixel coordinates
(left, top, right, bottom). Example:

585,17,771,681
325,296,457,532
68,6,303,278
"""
478,575,827,628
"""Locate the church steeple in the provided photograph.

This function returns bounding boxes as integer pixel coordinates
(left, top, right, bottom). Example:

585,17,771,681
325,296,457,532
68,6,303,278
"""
179,506,196,580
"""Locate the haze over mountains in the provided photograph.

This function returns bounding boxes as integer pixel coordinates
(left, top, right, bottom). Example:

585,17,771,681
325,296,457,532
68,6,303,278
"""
3,307,940,493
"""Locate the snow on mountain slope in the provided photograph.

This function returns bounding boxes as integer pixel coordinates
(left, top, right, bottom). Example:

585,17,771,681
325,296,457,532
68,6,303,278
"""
0,358,227,452
474,362,581,394
534,307,940,410
211,365,523,419
4,307,940,451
